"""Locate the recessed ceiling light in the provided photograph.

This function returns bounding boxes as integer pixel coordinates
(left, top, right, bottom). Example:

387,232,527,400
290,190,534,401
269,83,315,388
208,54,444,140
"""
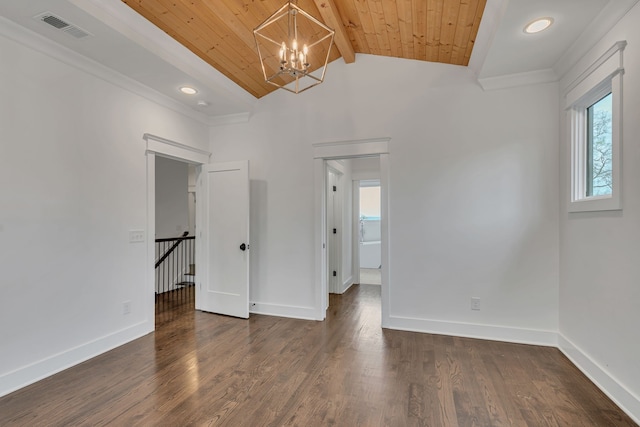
197,100,209,107
524,17,553,34
179,86,197,95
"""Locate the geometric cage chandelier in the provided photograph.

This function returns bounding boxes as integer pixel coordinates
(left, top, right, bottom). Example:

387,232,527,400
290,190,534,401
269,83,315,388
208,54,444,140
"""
254,1,335,94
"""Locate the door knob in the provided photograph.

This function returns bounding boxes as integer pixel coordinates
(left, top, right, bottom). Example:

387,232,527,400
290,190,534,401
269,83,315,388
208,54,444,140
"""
239,243,247,251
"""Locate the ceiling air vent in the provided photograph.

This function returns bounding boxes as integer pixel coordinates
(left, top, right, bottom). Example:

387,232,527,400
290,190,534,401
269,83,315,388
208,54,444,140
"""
34,12,92,40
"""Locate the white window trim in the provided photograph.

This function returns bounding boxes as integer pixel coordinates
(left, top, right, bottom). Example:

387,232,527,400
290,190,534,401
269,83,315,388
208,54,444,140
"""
565,41,625,213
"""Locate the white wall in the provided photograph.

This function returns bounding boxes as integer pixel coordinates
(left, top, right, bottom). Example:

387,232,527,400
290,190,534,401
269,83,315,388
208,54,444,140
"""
558,3,640,420
210,54,560,340
0,29,208,396
155,156,189,239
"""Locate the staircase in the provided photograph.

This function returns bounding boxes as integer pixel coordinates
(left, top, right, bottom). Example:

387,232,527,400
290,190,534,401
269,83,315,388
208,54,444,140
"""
155,234,195,314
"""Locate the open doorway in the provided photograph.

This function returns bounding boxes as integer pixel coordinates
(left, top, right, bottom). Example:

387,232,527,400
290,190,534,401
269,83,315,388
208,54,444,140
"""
313,137,390,326
146,141,252,331
323,156,383,310
145,134,251,329
358,180,381,285
144,134,209,331
154,156,196,322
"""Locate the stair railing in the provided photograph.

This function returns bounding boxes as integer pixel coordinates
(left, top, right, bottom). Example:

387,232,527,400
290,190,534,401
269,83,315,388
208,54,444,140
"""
155,232,195,314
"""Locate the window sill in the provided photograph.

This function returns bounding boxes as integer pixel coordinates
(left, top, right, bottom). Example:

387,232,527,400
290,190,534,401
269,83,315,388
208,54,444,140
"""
569,195,621,213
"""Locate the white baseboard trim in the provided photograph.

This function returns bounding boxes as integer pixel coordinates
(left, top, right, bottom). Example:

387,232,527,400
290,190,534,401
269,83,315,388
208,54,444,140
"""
386,315,558,346
339,276,354,294
558,334,640,424
341,281,355,294
0,320,153,398
250,302,317,321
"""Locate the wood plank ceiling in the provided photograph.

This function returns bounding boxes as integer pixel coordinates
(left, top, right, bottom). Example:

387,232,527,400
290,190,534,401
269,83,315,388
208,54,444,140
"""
122,0,487,98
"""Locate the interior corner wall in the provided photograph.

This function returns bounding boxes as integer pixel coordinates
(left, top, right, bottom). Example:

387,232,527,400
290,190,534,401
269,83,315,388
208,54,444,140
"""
0,31,208,396
209,54,560,341
558,2,640,421
155,156,189,239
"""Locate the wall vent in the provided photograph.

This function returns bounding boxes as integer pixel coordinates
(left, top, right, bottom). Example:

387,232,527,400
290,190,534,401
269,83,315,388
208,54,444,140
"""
33,12,92,40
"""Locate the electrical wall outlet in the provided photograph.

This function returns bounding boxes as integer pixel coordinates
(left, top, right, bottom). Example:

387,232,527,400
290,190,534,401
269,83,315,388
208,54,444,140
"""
471,297,481,311
129,230,145,243
123,301,131,315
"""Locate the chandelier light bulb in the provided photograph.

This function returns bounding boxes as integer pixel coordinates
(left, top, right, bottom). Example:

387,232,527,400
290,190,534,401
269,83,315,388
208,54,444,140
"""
280,42,286,63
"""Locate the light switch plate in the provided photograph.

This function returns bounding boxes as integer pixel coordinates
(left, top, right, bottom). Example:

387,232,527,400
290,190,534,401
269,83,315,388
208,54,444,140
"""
129,230,145,243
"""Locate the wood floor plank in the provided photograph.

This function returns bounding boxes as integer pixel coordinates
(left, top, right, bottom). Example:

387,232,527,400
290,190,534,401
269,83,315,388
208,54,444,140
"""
0,285,636,426
434,342,461,427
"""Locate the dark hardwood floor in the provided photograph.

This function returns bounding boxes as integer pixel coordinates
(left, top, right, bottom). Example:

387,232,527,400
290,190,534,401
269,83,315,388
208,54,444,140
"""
0,285,636,426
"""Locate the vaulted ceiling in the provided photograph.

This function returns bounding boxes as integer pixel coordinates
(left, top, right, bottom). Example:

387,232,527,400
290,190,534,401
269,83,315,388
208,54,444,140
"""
121,0,487,98
2,0,637,118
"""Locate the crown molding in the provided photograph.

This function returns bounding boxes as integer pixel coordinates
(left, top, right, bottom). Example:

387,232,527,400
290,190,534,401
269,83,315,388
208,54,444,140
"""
478,68,558,91
553,0,639,80
0,15,214,126
207,112,252,127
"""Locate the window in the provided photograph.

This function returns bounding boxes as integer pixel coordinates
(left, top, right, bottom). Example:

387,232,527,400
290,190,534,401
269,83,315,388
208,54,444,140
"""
566,41,624,212
586,92,612,197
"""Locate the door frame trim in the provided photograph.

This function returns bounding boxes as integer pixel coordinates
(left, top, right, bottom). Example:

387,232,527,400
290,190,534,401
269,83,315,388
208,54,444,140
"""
313,138,390,326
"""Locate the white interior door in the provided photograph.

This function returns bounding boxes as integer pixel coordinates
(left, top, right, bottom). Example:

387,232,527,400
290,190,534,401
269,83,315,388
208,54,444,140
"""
327,166,342,295
197,160,250,318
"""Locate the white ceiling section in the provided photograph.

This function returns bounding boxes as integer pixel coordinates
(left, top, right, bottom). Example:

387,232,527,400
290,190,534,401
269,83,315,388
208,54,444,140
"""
0,0,255,120
478,0,639,89
0,0,638,118
480,0,610,77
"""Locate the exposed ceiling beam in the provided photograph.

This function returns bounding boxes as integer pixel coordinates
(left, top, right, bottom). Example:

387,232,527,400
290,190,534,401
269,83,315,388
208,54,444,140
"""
312,0,356,63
